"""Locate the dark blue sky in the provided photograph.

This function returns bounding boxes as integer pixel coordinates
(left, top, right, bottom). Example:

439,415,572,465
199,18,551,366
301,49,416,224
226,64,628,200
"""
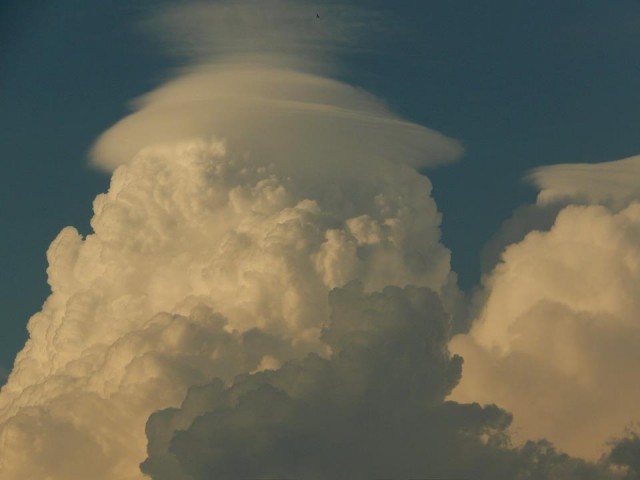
2,0,640,372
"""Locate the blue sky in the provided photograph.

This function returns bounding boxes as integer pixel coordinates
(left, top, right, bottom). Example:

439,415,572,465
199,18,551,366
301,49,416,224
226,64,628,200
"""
2,0,640,374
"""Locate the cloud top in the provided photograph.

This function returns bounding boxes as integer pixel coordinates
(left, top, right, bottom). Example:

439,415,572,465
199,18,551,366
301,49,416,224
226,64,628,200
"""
142,282,611,480
528,155,640,209
91,65,462,172
91,0,461,172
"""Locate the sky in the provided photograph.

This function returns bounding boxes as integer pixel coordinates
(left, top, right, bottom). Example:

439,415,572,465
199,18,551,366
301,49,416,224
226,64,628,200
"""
1,1,640,479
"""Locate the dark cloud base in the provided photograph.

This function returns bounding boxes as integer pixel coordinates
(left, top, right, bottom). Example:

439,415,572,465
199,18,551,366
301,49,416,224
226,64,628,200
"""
141,282,625,480
609,433,640,480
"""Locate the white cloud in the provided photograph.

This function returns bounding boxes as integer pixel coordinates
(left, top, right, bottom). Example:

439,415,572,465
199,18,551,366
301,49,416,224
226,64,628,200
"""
452,157,640,459
90,65,462,173
0,2,463,476
528,155,640,210
0,128,459,478
608,431,640,478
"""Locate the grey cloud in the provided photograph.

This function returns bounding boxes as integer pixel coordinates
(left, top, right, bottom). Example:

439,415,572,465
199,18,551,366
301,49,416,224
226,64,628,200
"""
141,282,614,480
0,306,303,479
0,2,462,471
608,431,640,480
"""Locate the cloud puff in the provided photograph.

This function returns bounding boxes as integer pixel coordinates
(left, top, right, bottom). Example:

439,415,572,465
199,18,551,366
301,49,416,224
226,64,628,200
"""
0,127,460,478
142,282,611,480
451,157,640,459
0,308,289,480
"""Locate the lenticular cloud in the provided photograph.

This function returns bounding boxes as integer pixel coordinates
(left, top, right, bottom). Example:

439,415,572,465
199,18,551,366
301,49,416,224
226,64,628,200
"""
0,4,465,478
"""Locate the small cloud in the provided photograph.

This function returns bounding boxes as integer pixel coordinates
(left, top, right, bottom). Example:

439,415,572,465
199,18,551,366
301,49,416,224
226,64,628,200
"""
527,155,640,210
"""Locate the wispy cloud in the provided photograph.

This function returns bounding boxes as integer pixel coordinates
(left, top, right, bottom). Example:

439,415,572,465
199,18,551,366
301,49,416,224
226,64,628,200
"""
143,0,385,69
528,155,640,209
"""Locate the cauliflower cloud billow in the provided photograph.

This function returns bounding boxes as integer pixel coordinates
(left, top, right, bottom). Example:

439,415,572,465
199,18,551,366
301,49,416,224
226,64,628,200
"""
451,156,640,462
141,282,614,480
2,134,621,479
0,130,458,479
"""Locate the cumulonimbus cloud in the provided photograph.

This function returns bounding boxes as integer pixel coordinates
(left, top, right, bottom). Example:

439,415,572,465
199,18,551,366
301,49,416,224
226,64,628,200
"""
0,2,465,478
0,1,636,478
